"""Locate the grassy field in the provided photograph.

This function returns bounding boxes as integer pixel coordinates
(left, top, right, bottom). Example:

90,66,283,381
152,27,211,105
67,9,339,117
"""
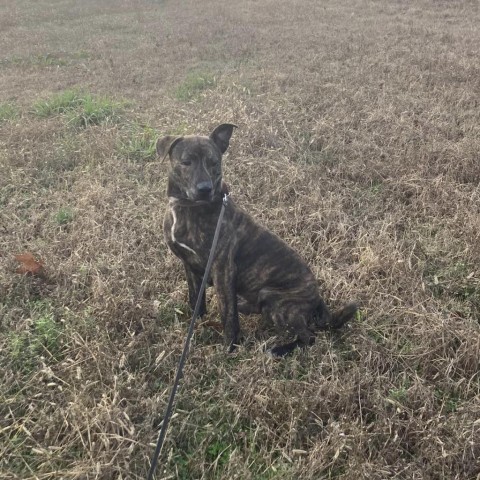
1,0,479,478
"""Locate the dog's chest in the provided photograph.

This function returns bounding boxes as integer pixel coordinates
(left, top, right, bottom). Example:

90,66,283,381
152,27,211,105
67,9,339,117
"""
163,203,212,262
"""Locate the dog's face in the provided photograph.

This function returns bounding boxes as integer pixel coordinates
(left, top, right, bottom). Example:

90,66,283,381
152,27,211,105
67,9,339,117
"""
157,124,236,203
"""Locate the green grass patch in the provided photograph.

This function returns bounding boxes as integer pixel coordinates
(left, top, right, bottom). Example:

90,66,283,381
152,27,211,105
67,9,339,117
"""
206,439,232,467
387,376,412,406
424,259,479,317
32,90,125,127
7,301,65,373
118,124,157,162
0,102,18,122
388,386,408,404
31,52,69,67
0,51,90,68
54,207,74,225
32,90,85,117
435,388,460,414
68,94,124,127
175,71,217,101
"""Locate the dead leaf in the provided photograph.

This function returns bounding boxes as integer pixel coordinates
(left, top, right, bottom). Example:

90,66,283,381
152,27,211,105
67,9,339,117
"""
14,252,45,277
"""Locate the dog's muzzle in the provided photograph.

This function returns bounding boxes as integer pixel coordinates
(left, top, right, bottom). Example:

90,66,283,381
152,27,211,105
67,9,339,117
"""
195,181,213,201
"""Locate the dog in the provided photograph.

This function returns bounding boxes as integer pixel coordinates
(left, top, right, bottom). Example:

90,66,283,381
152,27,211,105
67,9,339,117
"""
157,124,357,356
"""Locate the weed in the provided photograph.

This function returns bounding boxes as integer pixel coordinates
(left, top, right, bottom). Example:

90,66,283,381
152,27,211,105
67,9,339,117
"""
355,309,365,322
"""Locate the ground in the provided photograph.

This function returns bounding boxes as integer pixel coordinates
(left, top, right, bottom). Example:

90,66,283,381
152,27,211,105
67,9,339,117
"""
1,0,479,479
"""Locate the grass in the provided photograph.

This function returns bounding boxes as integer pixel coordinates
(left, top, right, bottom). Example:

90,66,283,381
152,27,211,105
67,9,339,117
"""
32,90,85,117
0,102,18,122
0,51,90,68
7,301,64,373
68,94,125,127
175,70,217,101
118,123,158,162
54,207,74,225
1,0,480,478
32,90,125,127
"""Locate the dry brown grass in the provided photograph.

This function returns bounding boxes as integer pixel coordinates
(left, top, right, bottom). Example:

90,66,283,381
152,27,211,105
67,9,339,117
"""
1,0,480,478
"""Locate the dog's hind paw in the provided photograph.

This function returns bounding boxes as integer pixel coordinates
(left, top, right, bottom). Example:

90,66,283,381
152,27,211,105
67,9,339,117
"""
267,339,303,358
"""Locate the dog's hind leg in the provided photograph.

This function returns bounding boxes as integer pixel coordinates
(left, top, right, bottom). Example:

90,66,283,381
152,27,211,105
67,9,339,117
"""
237,297,261,315
268,328,314,357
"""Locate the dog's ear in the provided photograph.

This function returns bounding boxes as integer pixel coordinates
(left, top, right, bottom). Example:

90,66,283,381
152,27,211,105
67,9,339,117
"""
210,124,237,154
156,135,183,162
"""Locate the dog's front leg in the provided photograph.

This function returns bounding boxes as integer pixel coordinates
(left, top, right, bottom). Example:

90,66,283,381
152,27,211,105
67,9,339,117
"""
212,262,239,352
184,263,207,318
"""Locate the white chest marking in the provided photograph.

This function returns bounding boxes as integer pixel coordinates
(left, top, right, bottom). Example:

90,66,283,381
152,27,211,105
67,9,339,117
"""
169,200,198,256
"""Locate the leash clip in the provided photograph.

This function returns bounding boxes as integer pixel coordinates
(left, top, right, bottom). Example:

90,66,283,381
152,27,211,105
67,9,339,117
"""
222,193,229,206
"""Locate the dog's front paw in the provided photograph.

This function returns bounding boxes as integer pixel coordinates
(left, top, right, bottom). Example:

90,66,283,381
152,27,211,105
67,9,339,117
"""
225,331,244,353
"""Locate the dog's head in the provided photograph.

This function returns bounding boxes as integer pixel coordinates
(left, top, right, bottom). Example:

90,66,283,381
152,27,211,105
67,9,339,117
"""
157,124,237,203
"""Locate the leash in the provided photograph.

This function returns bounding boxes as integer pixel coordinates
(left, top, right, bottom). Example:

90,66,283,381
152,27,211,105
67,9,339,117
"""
146,193,229,480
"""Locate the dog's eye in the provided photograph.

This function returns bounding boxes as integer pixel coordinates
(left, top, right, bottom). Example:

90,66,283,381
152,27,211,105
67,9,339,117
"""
180,160,192,166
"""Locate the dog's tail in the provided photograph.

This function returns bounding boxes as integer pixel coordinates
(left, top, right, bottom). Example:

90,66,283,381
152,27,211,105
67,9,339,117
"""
329,302,358,329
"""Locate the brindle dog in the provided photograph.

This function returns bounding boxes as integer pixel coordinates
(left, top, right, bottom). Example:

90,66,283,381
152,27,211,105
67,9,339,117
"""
158,124,357,356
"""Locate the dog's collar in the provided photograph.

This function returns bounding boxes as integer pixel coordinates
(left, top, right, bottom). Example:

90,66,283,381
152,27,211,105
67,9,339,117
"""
168,182,230,208
168,197,220,207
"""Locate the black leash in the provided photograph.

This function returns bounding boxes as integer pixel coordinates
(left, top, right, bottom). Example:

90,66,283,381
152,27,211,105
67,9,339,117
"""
146,193,229,480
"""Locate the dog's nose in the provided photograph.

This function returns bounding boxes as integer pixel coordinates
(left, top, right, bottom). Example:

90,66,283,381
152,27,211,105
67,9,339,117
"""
196,181,213,194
